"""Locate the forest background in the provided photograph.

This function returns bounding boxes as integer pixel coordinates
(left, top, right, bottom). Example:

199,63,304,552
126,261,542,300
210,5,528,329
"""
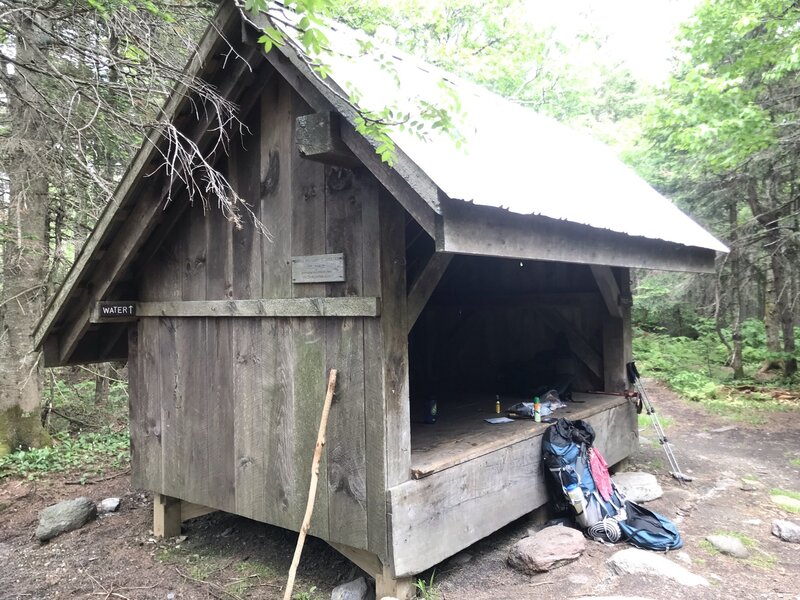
1,0,799,476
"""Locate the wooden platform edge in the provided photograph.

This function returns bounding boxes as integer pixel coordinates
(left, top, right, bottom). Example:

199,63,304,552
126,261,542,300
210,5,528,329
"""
410,394,630,480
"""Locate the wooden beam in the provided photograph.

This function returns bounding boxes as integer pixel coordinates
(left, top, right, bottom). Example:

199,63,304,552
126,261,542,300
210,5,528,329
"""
90,298,381,322
295,112,359,167
536,306,602,378
251,22,440,237
34,1,241,351
406,253,452,333
590,265,624,318
436,200,718,273
328,543,414,600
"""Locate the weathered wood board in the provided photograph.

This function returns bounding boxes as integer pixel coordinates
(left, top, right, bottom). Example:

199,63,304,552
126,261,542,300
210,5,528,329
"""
388,398,638,577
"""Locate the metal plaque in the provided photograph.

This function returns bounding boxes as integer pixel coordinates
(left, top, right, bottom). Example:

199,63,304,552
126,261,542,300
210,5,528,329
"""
291,253,345,284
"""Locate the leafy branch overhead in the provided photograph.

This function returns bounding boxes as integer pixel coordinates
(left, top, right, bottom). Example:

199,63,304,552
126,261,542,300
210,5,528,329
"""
238,0,466,165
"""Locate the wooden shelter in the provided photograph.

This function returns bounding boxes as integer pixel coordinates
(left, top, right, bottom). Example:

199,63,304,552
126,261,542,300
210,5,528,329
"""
35,3,725,597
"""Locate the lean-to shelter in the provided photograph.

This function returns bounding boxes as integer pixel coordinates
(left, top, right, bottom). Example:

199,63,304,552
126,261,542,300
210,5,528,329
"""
34,2,726,597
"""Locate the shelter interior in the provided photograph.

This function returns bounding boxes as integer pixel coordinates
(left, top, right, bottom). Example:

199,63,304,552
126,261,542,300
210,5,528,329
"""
404,223,630,479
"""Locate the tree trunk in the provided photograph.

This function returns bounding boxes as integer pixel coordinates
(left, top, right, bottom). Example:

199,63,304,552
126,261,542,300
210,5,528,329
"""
728,200,744,379
0,15,51,455
772,252,797,378
761,263,783,372
94,364,111,406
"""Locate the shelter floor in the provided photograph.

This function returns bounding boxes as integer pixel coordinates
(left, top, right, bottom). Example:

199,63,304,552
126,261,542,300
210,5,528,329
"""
410,392,627,479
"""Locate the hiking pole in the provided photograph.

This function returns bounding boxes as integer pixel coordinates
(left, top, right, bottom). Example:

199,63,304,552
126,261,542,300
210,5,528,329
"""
626,362,693,483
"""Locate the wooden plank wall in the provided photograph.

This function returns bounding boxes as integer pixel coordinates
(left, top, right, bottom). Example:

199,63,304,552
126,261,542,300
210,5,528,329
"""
410,257,605,395
132,76,401,557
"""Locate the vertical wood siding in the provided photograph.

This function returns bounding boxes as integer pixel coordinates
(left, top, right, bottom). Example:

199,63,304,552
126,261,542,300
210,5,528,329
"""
132,76,393,556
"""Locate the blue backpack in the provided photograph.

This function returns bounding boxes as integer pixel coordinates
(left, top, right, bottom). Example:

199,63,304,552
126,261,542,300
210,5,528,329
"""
618,500,683,551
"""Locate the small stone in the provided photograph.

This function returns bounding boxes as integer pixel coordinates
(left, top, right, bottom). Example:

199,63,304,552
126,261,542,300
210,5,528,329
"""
709,425,737,433
612,472,663,503
36,497,97,542
705,535,749,558
607,548,708,587
175,535,188,544
379,597,399,600
220,527,234,537
331,576,370,600
740,479,764,492
743,519,762,526
167,593,176,600
98,498,121,513
772,520,800,543
772,495,800,512
567,573,591,585
674,551,692,565
507,526,586,574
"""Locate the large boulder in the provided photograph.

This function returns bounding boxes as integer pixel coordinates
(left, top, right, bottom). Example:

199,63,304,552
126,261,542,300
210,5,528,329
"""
612,472,663,503
507,526,586,574
772,519,800,543
607,548,708,587
36,497,97,542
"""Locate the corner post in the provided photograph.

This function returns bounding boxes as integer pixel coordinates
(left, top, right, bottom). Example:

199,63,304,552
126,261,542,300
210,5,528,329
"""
153,493,181,538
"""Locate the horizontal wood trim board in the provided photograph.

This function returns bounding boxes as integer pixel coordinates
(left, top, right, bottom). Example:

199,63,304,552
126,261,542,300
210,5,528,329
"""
90,298,381,322
437,201,718,274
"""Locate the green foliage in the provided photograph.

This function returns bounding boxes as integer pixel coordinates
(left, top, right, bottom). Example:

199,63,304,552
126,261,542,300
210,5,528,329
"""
0,428,129,481
414,571,441,600
633,323,797,422
293,586,321,600
631,272,705,337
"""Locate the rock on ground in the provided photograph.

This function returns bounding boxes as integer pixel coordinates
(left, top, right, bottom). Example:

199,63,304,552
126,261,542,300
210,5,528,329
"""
507,525,586,574
35,497,97,542
331,576,371,600
607,548,709,587
772,519,800,543
99,497,121,513
612,472,663,502
706,535,749,558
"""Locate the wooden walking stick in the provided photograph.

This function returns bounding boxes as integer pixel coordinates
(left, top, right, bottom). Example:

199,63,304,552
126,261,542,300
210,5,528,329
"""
283,368,338,600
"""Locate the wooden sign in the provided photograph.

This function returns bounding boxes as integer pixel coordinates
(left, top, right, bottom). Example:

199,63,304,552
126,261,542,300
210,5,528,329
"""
292,253,345,283
96,301,136,319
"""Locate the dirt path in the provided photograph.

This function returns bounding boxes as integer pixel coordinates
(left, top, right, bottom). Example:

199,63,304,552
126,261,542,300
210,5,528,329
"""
1,380,799,600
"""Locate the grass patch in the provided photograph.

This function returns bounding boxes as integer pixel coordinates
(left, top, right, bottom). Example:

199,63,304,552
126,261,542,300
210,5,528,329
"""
771,488,800,513
414,572,442,600
790,458,800,468
293,586,321,600
638,413,674,430
0,428,129,481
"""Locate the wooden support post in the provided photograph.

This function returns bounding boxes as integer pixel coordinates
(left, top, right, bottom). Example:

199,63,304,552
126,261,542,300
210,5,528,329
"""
329,542,415,600
590,265,624,318
153,493,181,538
375,565,415,600
406,252,453,333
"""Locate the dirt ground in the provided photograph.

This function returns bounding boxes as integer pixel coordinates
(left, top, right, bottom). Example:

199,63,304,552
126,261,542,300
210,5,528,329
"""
1,380,799,600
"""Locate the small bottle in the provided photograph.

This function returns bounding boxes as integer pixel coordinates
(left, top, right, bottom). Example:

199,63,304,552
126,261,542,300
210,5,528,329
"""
495,395,501,414
533,396,541,422
565,483,584,514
